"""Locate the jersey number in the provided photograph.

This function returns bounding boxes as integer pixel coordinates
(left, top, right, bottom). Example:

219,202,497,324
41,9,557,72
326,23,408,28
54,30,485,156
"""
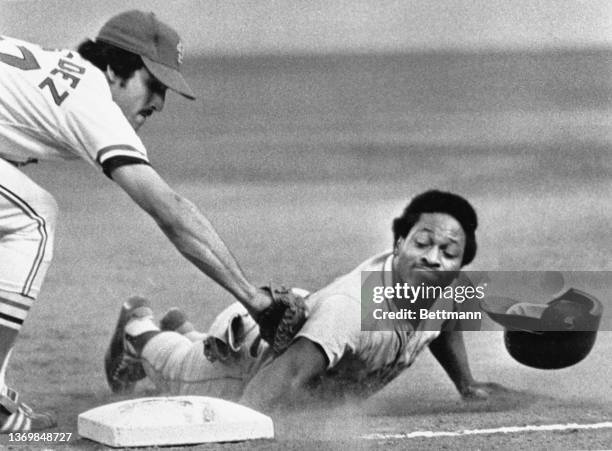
0,38,84,106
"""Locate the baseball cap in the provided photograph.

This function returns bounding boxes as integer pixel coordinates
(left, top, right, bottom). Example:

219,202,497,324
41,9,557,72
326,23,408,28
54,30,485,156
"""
97,10,195,100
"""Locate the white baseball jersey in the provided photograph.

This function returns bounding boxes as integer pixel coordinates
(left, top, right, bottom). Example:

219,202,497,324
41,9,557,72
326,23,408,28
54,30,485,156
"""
0,35,149,300
0,35,148,172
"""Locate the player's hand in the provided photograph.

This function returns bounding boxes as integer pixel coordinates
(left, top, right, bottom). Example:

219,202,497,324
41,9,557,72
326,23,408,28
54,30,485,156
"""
460,381,511,401
248,290,276,315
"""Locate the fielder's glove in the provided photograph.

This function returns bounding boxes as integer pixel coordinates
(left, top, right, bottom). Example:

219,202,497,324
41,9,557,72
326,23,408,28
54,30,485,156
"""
255,284,307,355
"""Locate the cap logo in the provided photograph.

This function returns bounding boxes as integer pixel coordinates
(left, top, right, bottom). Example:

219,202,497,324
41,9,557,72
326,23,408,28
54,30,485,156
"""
176,41,184,65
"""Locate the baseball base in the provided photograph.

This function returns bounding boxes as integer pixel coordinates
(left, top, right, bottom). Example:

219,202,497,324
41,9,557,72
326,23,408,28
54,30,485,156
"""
77,396,274,447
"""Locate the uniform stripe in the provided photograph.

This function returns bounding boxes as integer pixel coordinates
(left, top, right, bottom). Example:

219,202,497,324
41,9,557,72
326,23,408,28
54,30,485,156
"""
15,412,27,431
0,297,33,310
98,149,148,166
0,312,23,326
0,318,21,331
0,319,20,330
96,145,147,165
0,184,47,297
0,415,11,432
0,303,29,320
12,413,24,431
0,411,22,432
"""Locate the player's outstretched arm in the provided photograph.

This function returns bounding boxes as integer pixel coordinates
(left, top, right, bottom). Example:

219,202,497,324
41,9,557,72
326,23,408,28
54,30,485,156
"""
239,337,327,411
429,330,475,395
429,330,509,401
110,163,269,315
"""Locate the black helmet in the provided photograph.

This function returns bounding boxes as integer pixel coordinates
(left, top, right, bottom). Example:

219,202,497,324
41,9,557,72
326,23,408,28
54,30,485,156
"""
481,288,603,369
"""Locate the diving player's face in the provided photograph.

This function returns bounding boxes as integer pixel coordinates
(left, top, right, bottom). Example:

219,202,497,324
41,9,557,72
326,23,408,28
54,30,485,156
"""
392,213,466,288
110,67,167,131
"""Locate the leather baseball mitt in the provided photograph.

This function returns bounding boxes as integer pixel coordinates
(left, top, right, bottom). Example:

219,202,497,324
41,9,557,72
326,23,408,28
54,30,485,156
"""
255,284,307,354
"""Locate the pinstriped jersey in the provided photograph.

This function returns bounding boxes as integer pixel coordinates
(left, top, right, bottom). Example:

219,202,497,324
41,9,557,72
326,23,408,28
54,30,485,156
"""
0,35,148,171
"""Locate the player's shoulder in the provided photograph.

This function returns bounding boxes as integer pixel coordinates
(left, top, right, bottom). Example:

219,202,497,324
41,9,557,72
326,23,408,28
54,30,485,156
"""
307,251,392,306
0,35,108,102
0,35,67,67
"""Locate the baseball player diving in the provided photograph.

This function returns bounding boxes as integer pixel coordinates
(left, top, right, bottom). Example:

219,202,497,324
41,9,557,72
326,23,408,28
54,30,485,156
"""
0,10,303,432
106,190,510,411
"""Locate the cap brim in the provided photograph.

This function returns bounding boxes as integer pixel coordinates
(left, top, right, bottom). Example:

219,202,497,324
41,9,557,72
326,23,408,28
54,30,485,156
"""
480,296,545,332
143,57,195,100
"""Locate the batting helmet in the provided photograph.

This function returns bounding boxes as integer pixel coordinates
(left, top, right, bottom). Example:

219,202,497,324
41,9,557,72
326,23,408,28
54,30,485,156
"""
481,288,603,369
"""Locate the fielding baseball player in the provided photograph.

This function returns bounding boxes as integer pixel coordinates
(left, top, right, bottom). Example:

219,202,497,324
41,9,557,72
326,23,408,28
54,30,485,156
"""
107,190,509,410
0,10,304,432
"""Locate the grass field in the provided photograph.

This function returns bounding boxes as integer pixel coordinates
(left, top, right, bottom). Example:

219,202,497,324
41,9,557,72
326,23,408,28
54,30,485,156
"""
2,50,611,449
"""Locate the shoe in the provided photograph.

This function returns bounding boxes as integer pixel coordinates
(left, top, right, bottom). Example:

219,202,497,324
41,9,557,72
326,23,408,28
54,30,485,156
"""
0,388,56,432
104,297,152,394
160,307,193,333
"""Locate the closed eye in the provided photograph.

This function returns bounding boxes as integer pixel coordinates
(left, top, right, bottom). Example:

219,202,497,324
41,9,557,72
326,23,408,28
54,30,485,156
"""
443,244,460,259
412,232,431,247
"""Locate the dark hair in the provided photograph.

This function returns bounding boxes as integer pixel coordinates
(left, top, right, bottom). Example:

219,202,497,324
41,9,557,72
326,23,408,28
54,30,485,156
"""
77,39,144,80
392,190,478,265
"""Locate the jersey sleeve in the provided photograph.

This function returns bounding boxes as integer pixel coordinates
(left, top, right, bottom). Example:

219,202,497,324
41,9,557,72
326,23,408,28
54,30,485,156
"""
62,72,149,177
296,294,362,369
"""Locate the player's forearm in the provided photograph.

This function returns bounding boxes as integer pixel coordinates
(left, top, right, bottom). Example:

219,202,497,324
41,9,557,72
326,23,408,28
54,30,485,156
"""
155,195,259,305
110,164,269,313
240,338,327,411
429,330,475,393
